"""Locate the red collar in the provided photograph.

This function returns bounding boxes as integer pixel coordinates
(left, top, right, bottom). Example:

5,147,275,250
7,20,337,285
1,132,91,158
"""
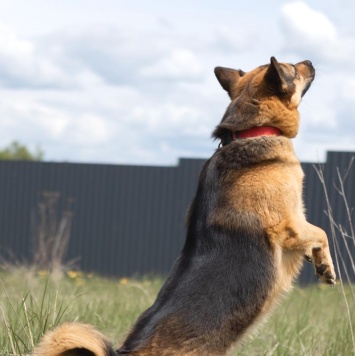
232,126,282,139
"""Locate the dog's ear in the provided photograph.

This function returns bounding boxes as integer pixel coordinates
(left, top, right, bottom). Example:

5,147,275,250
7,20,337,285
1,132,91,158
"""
214,67,245,98
264,56,291,94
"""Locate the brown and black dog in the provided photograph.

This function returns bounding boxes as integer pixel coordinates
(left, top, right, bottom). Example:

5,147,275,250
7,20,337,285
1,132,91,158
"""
33,57,335,356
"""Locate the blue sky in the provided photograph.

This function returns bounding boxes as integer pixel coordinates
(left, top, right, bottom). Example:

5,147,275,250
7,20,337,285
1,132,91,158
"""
0,0,354,165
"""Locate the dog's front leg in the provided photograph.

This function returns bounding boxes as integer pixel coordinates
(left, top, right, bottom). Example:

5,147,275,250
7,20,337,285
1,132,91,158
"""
303,223,336,285
278,221,336,285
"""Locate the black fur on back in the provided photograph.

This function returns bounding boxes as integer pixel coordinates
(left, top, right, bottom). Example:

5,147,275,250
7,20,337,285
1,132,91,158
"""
118,150,276,354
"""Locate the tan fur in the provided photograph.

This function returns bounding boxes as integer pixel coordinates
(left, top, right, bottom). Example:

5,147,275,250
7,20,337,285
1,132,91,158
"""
33,322,115,356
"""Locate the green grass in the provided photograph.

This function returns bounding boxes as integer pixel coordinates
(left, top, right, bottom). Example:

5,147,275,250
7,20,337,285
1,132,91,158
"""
0,268,354,356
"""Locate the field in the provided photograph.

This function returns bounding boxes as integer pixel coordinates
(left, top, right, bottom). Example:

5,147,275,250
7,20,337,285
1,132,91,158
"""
0,268,354,356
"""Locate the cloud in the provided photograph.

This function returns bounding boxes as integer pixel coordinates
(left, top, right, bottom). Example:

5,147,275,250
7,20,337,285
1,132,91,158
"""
293,68,355,162
0,77,220,165
0,18,206,90
54,23,206,88
0,1,355,166
0,25,78,89
280,2,355,63
212,26,257,52
140,49,203,81
282,2,336,42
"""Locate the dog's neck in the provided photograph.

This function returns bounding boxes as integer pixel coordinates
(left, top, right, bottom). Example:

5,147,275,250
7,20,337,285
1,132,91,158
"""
232,126,281,139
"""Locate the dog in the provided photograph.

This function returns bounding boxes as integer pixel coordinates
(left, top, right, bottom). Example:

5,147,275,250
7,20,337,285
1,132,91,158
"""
33,57,336,356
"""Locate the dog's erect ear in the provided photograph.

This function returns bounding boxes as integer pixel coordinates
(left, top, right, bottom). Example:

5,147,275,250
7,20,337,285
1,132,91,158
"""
264,56,290,94
214,67,245,98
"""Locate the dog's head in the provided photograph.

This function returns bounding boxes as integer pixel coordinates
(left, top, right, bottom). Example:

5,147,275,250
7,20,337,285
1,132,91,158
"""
213,57,315,144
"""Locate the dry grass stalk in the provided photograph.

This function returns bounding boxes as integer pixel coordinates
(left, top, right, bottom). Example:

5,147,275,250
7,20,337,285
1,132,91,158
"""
32,192,74,273
314,158,355,353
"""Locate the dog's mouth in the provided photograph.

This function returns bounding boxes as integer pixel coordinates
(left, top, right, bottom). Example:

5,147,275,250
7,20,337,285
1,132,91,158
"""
220,126,282,147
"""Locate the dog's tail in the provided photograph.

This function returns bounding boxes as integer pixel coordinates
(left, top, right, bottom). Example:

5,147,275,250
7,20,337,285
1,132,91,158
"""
33,322,117,356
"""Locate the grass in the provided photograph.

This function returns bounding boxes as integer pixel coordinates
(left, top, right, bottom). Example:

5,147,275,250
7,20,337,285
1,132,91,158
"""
236,284,355,356
0,268,354,356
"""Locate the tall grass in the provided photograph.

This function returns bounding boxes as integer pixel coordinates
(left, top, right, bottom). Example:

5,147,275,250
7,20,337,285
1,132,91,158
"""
0,269,74,354
0,270,163,355
0,269,354,356
315,159,355,354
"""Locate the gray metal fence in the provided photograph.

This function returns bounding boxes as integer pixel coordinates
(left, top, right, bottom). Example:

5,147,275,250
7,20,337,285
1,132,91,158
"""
0,152,354,285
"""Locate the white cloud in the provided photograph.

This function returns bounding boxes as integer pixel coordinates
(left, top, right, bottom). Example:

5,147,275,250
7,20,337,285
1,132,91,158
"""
131,104,200,131
0,25,76,89
140,49,203,81
340,78,355,102
45,24,208,88
0,25,33,58
282,2,336,43
0,1,354,166
213,26,257,52
68,114,111,144
281,2,355,63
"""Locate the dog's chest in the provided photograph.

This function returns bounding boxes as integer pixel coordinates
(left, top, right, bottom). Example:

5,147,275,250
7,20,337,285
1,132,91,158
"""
228,161,304,227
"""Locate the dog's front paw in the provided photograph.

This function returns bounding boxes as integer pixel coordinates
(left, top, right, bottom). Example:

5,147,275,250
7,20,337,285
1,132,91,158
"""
315,264,336,285
312,247,336,285
315,263,336,285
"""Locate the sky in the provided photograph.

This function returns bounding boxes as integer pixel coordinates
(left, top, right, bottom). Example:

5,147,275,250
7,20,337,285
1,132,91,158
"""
0,0,354,166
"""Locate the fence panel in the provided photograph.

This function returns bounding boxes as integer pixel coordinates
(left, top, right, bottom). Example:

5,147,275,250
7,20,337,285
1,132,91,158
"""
0,152,354,284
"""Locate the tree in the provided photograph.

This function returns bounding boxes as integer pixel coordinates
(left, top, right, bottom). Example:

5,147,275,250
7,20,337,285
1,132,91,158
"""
0,141,44,161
